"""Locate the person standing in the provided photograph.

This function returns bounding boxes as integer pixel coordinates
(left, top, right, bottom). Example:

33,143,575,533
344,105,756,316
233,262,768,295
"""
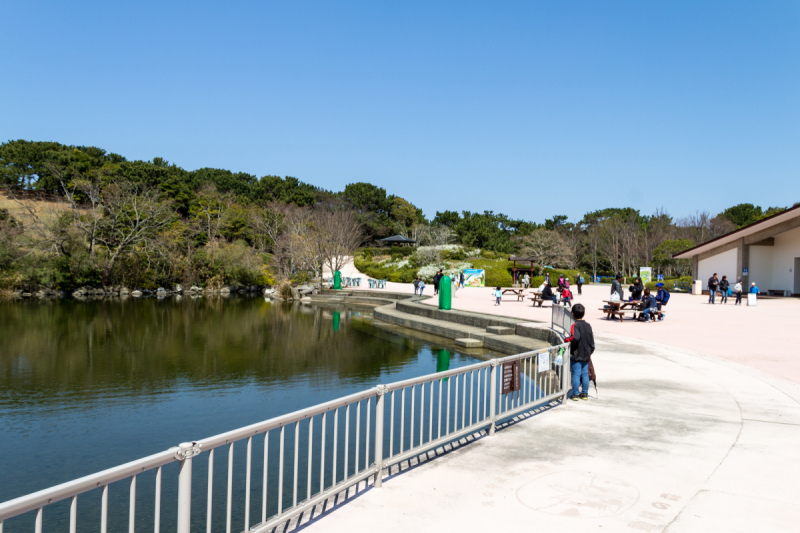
611,274,624,301
719,275,730,304
413,277,420,295
459,270,465,289
522,273,530,289
734,278,743,305
433,270,442,295
557,275,566,291
544,272,551,286
576,273,584,295
708,273,719,304
564,303,595,401
493,286,503,306
418,279,425,296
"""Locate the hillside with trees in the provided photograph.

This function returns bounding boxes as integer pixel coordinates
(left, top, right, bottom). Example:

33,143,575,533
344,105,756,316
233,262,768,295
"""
0,140,795,293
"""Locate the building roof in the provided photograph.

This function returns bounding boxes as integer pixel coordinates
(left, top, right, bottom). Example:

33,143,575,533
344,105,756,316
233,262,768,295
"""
379,235,417,244
674,204,800,259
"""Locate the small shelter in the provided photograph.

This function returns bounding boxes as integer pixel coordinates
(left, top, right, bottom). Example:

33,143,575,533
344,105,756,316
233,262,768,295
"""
509,256,539,284
380,235,417,247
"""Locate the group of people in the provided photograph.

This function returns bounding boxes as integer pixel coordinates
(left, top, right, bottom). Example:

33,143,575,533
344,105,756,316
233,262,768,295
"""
413,270,466,296
538,274,578,307
707,273,759,305
609,274,670,322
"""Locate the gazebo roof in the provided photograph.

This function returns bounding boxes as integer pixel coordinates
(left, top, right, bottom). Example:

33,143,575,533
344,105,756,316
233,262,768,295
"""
509,256,538,263
380,235,417,244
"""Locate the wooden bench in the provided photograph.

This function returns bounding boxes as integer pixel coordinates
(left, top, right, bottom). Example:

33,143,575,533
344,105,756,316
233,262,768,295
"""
528,295,544,307
501,288,526,301
599,308,626,321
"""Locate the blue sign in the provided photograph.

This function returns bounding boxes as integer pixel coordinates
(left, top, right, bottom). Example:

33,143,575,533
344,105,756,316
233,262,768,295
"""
742,267,749,276
657,274,664,281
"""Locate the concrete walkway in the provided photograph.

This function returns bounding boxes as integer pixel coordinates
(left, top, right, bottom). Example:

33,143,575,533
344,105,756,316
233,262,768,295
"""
302,333,800,532
313,259,800,531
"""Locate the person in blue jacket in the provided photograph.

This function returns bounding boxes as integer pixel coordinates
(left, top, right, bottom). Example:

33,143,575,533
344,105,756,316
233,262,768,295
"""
750,283,760,294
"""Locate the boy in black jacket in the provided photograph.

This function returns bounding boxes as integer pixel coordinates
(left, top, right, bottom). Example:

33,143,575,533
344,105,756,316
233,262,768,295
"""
564,303,595,401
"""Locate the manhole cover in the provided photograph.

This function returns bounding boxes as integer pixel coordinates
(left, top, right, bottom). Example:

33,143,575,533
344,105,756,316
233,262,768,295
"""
516,471,639,517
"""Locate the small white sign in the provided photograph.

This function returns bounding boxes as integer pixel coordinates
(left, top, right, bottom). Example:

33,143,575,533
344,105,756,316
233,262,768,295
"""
539,352,550,373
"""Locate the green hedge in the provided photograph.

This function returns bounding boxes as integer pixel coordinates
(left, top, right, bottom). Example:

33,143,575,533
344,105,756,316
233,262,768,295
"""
353,255,417,283
645,276,692,292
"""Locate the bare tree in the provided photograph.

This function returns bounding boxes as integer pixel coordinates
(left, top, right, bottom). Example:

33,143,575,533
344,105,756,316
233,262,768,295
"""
516,229,574,274
248,201,286,253
192,185,234,246
315,207,364,276
94,182,174,278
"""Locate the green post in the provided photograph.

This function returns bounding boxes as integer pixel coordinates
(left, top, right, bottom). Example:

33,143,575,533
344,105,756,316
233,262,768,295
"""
439,275,452,310
436,349,450,382
333,270,342,290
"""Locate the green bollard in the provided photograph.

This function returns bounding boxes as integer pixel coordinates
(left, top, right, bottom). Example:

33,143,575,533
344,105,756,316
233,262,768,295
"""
333,270,342,290
439,275,452,310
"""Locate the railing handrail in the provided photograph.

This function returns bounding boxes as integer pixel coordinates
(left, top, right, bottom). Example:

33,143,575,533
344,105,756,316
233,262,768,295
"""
0,449,176,520
0,341,572,529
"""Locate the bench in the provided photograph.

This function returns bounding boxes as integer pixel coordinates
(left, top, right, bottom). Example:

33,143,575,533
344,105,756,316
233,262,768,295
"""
528,295,544,307
599,308,626,321
673,281,691,292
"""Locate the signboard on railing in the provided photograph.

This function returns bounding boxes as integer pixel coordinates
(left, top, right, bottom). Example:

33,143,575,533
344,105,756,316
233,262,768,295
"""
502,361,520,394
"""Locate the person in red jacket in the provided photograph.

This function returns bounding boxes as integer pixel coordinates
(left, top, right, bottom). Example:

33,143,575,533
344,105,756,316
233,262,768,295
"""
561,286,573,307
564,303,595,401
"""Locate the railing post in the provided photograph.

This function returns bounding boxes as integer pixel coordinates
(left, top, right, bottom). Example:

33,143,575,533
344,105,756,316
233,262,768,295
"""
489,360,498,436
175,442,202,533
373,386,386,488
561,350,571,404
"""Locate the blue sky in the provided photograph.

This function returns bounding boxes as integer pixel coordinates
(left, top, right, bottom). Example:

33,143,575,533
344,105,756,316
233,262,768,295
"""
2,1,798,222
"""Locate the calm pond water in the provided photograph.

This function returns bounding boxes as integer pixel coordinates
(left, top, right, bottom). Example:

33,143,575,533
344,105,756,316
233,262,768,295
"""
0,297,488,531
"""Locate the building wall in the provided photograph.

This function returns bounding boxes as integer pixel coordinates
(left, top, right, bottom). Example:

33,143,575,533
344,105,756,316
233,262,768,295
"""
771,225,800,292
749,245,774,290
698,248,737,289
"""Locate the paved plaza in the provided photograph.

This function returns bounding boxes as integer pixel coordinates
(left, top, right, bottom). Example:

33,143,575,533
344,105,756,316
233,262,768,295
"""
315,261,800,532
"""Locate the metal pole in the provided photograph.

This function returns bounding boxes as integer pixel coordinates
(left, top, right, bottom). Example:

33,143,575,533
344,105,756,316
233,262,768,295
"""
489,360,498,436
177,442,197,533
373,387,386,488
561,349,571,404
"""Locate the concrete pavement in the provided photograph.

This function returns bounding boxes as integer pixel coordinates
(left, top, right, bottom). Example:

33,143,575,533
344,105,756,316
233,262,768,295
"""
299,333,800,533
312,259,800,531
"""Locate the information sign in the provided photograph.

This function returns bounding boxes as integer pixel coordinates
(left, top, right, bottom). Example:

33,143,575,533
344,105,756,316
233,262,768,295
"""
501,361,520,394
639,267,653,284
463,269,485,287
539,351,550,373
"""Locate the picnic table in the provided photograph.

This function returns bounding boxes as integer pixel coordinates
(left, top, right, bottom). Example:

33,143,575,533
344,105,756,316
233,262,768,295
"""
600,300,640,321
501,288,526,301
528,290,545,307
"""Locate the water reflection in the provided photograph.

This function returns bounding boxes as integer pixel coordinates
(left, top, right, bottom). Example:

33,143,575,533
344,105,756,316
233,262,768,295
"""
0,297,483,508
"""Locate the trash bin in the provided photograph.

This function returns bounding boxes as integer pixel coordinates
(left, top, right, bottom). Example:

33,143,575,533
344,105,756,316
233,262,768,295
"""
692,280,703,295
747,293,758,306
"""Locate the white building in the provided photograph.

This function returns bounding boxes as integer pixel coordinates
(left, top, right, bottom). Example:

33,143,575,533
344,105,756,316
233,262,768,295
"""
674,205,800,296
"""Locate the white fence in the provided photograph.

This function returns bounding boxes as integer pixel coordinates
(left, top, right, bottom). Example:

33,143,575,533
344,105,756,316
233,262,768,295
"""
0,344,571,533
551,304,575,335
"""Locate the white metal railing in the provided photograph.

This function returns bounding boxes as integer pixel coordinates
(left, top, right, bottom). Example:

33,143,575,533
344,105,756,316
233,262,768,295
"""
551,304,575,335
0,343,570,533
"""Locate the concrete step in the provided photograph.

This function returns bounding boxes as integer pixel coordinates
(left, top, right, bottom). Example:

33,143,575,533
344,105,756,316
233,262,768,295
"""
374,304,551,355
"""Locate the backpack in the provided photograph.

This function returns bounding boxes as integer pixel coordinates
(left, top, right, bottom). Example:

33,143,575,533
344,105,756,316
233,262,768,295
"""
661,290,670,304
579,276,584,284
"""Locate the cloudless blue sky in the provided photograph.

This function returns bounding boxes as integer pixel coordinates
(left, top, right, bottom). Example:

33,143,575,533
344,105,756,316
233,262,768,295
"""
2,1,798,222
